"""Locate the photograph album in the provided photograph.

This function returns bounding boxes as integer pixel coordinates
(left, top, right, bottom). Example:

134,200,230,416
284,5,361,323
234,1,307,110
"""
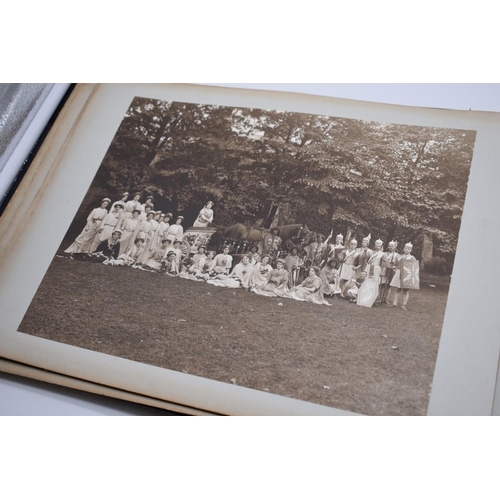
1,83,499,415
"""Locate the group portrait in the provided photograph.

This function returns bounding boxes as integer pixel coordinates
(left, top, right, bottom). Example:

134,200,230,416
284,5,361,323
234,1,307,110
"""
19,96,476,415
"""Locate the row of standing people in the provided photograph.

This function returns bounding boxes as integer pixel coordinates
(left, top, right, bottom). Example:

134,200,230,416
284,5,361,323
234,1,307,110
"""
64,194,215,264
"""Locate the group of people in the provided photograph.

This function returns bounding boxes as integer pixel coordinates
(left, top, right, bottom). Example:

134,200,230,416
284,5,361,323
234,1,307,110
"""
63,193,418,310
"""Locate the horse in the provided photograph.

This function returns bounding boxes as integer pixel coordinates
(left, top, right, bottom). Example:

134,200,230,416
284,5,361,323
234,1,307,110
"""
223,223,310,246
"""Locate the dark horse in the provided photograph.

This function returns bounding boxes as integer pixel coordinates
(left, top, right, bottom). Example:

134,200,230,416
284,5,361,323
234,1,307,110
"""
221,223,311,252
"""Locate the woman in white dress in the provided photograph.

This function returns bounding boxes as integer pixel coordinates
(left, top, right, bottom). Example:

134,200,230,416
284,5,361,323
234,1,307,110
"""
208,254,254,289
118,209,141,256
90,202,125,253
249,255,273,289
64,198,110,256
164,216,184,242
193,201,214,227
123,192,142,219
287,266,331,306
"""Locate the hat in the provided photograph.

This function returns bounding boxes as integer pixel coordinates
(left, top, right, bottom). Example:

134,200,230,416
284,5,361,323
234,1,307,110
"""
166,251,176,257
276,258,285,265
176,216,184,221
362,233,371,243
163,237,173,243
165,213,173,218
112,229,122,235
102,198,111,204
174,239,182,245
336,233,344,240
198,245,207,250
122,192,129,196
160,213,165,217
404,242,413,248
132,209,141,214
146,196,154,201
114,202,125,208
375,238,383,246
135,237,145,243
147,210,155,216
133,192,141,197
206,200,214,206
350,239,358,245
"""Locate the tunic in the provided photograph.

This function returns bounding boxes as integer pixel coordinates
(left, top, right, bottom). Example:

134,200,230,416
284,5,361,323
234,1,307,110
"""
355,247,373,277
262,234,282,256
64,206,108,254
211,254,233,275
193,207,214,227
390,254,418,289
339,249,358,281
380,251,399,285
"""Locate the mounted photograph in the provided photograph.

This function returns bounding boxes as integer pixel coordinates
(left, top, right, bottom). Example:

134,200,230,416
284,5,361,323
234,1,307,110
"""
17,94,476,415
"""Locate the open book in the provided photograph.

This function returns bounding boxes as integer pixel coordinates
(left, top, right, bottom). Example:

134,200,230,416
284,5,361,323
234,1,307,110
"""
1,83,499,415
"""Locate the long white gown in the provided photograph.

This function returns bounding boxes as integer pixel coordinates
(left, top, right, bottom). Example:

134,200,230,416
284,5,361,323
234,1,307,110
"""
64,206,108,254
193,207,214,227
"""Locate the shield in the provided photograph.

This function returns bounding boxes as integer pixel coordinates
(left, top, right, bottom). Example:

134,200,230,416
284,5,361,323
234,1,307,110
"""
400,260,420,290
357,264,381,308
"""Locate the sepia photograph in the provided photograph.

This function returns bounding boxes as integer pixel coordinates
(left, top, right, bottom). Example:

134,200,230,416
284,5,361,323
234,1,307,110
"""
17,95,476,415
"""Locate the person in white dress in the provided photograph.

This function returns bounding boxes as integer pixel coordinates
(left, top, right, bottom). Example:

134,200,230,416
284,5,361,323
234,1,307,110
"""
208,254,254,289
249,255,273,288
208,245,233,278
123,192,142,219
90,202,125,253
64,198,110,256
118,209,141,255
110,192,129,212
164,216,184,242
193,201,214,227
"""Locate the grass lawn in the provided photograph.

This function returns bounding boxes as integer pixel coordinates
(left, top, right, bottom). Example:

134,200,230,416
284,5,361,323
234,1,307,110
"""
19,257,450,415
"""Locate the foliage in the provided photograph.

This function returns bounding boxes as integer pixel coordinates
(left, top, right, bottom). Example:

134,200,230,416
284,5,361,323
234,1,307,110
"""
423,256,452,276
77,97,476,262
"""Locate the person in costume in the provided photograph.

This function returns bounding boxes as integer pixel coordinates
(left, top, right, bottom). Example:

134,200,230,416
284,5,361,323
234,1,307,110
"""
303,236,318,264
261,227,282,263
347,271,367,303
320,260,341,296
197,250,217,280
193,201,214,227
287,266,331,306
64,198,111,256
144,238,171,271
252,259,289,297
390,242,418,310
312,234,327,267
208,254,254,289
357,238,385,307
322,233,345,267
209,245,233,277
339,238,358,294
113,237,145,266
284,247,304,288
118,208,141,256
247,245,261,265
90,201,125,253
379,240,399,304
123,192,142,219
137,210,160,265
139,196,154,221
249,254,273,289
179,245,208,279
155,213,171,248
172,240,184,265
111,192,129,212
93,229,122,262
164,216,184,243
354,234,373,278
161,251,179,275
